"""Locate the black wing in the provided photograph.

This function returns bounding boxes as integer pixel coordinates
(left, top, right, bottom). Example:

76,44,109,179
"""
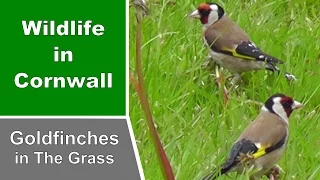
202,137,287,180
232,41,284,64
222,139,258,171
202,139,258,180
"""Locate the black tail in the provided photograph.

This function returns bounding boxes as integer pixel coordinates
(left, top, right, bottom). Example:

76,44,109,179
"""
201,166,231,180
202,140,245,180
265,62,280,73
264,54,284,65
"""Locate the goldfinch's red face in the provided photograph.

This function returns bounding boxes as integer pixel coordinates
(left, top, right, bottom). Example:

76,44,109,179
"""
189,3,225,25
264,94,303,121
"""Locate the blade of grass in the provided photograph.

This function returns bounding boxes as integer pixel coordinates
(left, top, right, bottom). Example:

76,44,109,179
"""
130,1,175,179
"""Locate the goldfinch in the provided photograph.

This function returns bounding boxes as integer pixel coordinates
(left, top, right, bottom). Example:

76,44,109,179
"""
202,93,303,180
189,2,296,85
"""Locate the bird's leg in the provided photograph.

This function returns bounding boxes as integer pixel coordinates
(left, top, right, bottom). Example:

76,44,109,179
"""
202,55,229,103
227,73,242,93
202,55,216,71
214,66,229,104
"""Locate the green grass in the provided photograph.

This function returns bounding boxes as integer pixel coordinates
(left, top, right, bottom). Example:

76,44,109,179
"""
129,0,320,179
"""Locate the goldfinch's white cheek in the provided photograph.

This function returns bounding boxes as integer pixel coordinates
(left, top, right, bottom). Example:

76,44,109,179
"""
209,4,218,11
206,11,219,26
272,97,289,123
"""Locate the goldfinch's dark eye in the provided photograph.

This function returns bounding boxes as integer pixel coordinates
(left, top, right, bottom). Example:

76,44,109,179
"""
282,101,292,108
199,10,211,16
283,102,289,106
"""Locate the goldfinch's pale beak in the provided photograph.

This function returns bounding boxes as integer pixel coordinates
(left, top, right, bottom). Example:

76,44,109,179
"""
292,101,304,110
189,10,201,19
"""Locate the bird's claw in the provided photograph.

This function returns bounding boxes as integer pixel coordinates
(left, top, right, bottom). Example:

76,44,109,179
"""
225,75,235,82
265,165,281,180
269,174,275,180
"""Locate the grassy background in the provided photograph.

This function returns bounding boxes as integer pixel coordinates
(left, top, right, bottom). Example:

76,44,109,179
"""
129,0,320,179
